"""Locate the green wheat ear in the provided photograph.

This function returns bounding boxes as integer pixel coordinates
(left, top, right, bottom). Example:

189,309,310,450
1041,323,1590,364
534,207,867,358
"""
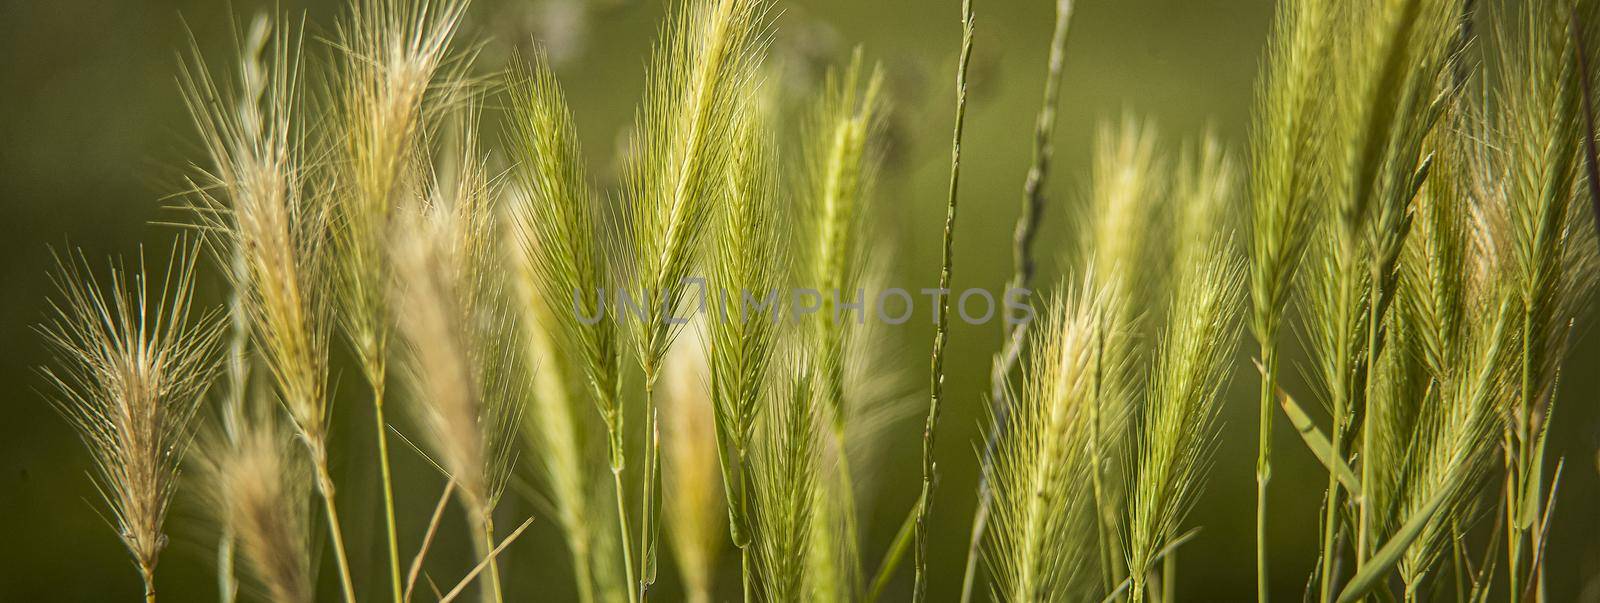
984,281,1104,602
752,359,823,602
705,83,785,597
796,47,887,602
1244,0,1328,593
1482,0,1600,598
506,49,622,464
1123,241,1245,603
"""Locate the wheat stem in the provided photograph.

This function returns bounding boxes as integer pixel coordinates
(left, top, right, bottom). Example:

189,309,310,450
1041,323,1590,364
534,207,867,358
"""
313,457,358,603
481,513,505,603
639,384,662,602
912,1,974,599
141,560,157,603
371,379,404,603
1253,338,1280,602
612,466,640,603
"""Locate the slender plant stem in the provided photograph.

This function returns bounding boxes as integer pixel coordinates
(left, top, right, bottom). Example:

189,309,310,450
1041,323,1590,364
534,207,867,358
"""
912,1,974,599
1162,552,1176,603
639,383,662,603
868,500,920,603
406,481,457,603
834,426,864,595
218,529,237,603
611,465,639,603
1318,433,1343,603
140,561,157,603
741,545,753,603
1319,244,1358,603
372,379,405,603
960,3,1074,601
1503,432,1521,603
314,457,359,603
481,513,505,603
1255,338,1278,603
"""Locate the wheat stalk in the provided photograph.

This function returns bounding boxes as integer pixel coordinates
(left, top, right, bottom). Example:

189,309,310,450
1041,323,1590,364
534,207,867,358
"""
504,48,627,603
1245,0,1332,589
622,0,772,598
797,48,884,602
983,281,1104,602
1482,0,1600,597
1124,242,1244,603
706,92,785,599
912,2,975,599
752,361,823,601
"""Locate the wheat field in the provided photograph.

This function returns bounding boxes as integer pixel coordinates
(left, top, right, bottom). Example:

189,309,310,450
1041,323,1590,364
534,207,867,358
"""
6,0,1600,601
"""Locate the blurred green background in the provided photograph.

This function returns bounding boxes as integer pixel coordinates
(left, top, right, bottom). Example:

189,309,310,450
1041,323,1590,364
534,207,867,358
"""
2,0,1598,600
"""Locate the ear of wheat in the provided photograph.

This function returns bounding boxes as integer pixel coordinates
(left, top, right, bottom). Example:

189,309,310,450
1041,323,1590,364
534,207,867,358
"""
175,13,355,601
1483,0,1600,597
1244,0,1328,591
706,91,785,597
326,1,470,597
1123,243,1244,603
797,51,885,600
391,108,525,603
39,245,224,603
752,360,823,602
983,282,1104,602
623,0,772,597
505,51,623,603
197,390,314,603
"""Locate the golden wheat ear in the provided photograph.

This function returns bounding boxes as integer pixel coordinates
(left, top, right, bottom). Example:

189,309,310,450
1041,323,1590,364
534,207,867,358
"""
196,394,315,603
39,242,225,602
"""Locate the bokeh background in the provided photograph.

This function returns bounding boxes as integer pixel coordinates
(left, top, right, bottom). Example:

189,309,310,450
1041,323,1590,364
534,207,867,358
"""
2,0,1598,600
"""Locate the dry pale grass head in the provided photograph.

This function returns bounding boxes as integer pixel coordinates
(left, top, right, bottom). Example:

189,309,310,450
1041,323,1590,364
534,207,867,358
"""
198,398,314,603
391,112,523,516
329,0,471,382
179,13,334,451
39,245,224,584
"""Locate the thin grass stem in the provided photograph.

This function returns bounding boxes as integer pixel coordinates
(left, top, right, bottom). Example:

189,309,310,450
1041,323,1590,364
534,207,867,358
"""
613,466,640,603
314,459,359,603
912,1,974,599
372,381,404,603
